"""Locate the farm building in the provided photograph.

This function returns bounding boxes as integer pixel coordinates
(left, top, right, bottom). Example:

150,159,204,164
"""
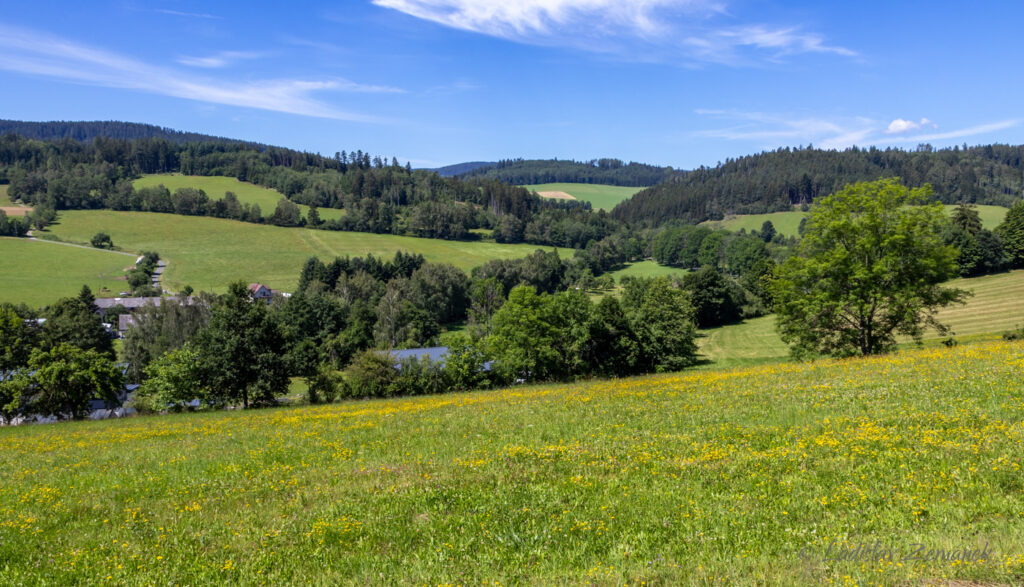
389,347,493,371
248,283,290,304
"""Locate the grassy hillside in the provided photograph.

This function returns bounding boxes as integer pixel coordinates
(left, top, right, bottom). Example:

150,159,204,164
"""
605,260,688,282
947,204,1011,230
0,184,32,217
2,341,1024,584
521,183,642,211
41,211,573,294
133,174,344,221
702,205,1009,238
701,210,807,237
699,269,1024,365
0,237,135,305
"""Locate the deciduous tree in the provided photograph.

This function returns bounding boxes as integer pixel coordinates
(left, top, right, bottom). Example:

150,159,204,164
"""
772,179,968,357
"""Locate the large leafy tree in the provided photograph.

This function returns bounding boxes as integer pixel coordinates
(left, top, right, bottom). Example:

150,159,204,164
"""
772,178,968,357
191,282,290,408
42,296,114,357
624,277,698,372
21,343,124,419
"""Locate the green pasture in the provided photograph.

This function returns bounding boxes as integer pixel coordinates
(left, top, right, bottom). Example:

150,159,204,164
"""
606,260,688,282
133,174,344,221
40,211,573,295
520,183,642,211
0,237,135,305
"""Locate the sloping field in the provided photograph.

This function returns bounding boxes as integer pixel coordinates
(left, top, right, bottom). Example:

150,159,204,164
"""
0,237,135,305
699,269,1024,365
605,260,688,282
0,184,32,217
42,211,573,294
2,341,1023,584
701,210,807,237
702,205,1009,238
134,174,344,221
521,183,642,211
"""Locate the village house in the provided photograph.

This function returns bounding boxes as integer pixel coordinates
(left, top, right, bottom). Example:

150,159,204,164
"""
248,283,290,304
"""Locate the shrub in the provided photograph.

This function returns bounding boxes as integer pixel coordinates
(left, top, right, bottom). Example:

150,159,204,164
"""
90,232,114,249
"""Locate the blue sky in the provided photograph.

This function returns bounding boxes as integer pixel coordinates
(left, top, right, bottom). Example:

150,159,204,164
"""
1,1,1021,169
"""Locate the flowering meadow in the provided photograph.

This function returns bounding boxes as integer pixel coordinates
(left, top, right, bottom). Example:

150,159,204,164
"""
2,341,1023,584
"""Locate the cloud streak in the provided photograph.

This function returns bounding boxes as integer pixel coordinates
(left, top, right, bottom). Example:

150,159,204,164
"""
0,25,396,122
373,0,855,65
156,9,222,20
177,51,266,68
694,110,1021,150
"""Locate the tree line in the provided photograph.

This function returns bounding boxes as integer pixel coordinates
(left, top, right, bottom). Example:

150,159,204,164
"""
0,134,628,248
613,144,1024,226
457,158,676,186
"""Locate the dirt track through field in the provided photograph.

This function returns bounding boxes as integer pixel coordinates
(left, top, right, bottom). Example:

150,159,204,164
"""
1,206,31,216
537,191,577,201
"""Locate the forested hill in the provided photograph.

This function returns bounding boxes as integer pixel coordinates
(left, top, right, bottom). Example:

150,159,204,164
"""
0,132,627,249
431,161,495,177
0,120,259,146
458,158,677,186
612,145,1024,226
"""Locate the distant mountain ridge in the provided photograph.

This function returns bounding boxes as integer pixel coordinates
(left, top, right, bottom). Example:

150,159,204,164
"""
456,158,676,187
0,119,262,147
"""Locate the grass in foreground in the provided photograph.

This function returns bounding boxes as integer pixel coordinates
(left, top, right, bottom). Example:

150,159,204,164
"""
133,174,344,221
41,210,574,294
2,341,1023,584
0,237,134,305
520,183,643,211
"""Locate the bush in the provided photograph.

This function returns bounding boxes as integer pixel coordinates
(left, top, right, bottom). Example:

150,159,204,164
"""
345,349,396,398
305,363,342,404
1003,326,1024,341
91,232,114,249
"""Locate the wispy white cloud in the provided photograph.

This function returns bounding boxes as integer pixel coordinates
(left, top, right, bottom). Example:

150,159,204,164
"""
177,51,265,69
896,119,1020,142
694,110,1020,149
0,25,397,122
693,109,874,148
373,0,854,65
685,25,856,65
156,9,221,20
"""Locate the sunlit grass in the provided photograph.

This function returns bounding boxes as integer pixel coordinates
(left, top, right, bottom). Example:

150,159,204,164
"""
42,210,574,294
2,341,1023,583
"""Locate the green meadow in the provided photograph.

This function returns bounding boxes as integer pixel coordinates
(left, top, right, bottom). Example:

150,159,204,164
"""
133,174,344,221
40,210,573,294
0,237,135,305
605,260,688,281
2,340,1023,584
0,184,11,205
702,205,1009,238
520,183,643,211
699,269,1024,366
